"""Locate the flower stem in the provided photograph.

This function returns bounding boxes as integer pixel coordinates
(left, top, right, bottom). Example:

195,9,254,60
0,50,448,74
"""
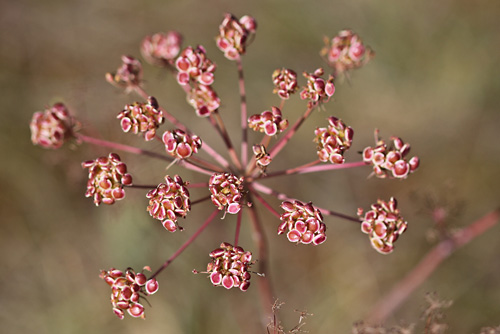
365,208,500,324
209,112,242,171
149,208,220,280
268,103,316,160
246,193,274,325
236,58,248,167
76,133,172,162
249,187,281,219
234,210,243,247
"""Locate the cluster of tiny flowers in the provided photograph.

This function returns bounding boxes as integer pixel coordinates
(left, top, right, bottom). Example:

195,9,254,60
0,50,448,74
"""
209,173,244,215
146,175,190,232
186,84,221,117
357,197,408,254
314,116,354,164
206,242,253,291
82,153,132,205
30,102,76,149
320,29,373,74
278,200,327,245
162,129,202,159
117,96,164,141
105,55,143,91
216,13,257,60
272,68,298,100
362,131,420,179
300,68,336,104
100,267,159,319
175,46,216,86
141,31,183,66
252,144,272,171
248,107,289,136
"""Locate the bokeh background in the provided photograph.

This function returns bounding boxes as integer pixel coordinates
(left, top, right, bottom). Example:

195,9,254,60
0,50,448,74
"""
1,0,499,333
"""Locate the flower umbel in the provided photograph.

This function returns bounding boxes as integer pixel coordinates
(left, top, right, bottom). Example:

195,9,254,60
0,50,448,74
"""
82,153,132,205
272,68,298,100
30,103,77,149
362,130,420,179
117,96,164,141
314,116,354,164
146,175,191,232
216,13,257,60
100,267,159,319
279,200,327,245
206,242,253,291
248,107,289,136
300,68,335,105
162,129,202,159
358,197,408,254
105,55,143,91
141,31,183,66
209,173,245,215
320,29,374,74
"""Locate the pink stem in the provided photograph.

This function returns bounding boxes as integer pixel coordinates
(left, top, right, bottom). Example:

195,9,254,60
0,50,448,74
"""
365,208,500,324
209,112,242,171
249,187,281,219
234,210,243,247
76,133,172,161
236,58,249,167
149,208,220,280
246,193,275,325
268,103,315,160
259,160,366,180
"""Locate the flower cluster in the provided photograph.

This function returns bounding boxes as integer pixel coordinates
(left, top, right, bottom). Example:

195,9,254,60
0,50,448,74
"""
358,197,408,254
30,102,76,149
141,31,183,66
206,242,253,291
146,175,190,232
248,107,289,136
105,55,143,90
278,200,327,245
82,153,132,205
320,29,373,74
162,129,202,159
314,116,354,164
209,173,244,215
117,96,164,141
100,267,159,319
252,144,272,171
300,68,335,105
216,13,257,60
362,131,420,179
186,84,221,117
272,68,298,100
175,46,216,86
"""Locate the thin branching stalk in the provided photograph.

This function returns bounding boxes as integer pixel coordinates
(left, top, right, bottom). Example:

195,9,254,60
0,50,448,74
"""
149,208,220,280
236,58,249,167
365,208,500,324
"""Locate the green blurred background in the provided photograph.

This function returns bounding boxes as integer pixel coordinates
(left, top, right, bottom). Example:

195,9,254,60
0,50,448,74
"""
1,0,500,333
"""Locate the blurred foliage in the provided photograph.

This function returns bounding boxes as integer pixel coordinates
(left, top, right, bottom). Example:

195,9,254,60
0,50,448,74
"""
1,0,499,333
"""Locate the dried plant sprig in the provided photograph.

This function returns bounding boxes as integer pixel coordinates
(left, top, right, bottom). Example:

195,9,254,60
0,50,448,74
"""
117,96,164,141
141,31,183,67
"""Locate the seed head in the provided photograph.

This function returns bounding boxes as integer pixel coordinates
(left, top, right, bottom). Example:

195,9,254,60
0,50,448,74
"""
175,45,216,86
209,173,244,215
206,242,253,291
100,266,159,319
248,107,289,136
117,96,164,141
300,68,335,105
162,129,202,159
279,200,327,245
186,84,221,117
146,175,191,232
216,13,257,60
82,153,132,206
362,130,419,179
320,30,374,74
272,68,298,100
30,103,77,149
141,31,183,66
105,55,143,91
314,116,354,164
358,197,408,254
